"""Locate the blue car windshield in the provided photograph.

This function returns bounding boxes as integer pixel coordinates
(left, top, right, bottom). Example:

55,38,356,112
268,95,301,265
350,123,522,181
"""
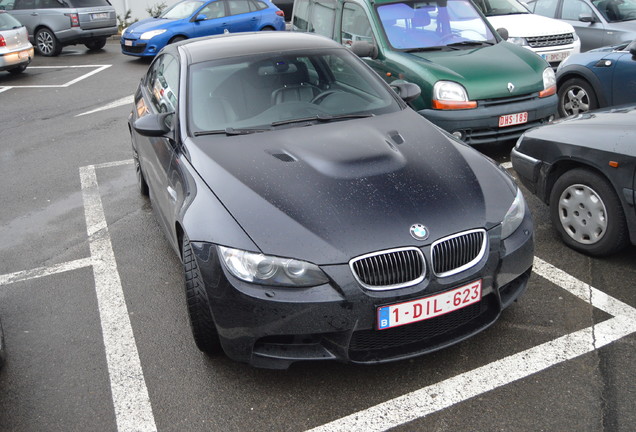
161,0,204,19
377,0,496,50
188,48,403,135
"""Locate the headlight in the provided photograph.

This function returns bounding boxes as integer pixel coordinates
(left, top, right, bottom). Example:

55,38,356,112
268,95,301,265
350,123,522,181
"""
432,81,477,109
140,29,167,40
507,36,528,47
539,67,556,98
501,188,526,239
217,246,329,287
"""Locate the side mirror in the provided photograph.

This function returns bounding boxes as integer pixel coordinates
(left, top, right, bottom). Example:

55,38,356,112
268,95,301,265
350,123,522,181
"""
627,39,636,58
579,13,596,23
390,80,421,103
133,112,174,137
194,14,207,22
351,41,378,59
496,27,509,41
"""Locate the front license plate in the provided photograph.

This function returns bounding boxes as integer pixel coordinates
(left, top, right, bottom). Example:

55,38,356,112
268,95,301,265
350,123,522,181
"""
541,50,572,63
499,112,528,128
124,39,133,46
91,12,109,20
377,280,482,330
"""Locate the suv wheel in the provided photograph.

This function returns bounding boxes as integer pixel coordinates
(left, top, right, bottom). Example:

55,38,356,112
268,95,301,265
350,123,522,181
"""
85,38,107,51
35,28,62,56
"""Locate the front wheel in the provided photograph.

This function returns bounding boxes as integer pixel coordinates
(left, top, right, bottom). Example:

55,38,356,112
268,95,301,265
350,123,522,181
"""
558,78,598,117
182,235,222,355
169,36,186,44
35,28,62,56
549,168,628,256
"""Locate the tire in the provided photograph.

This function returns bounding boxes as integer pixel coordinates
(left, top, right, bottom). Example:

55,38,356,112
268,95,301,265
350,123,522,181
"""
35,28,62,56
549,168,628,256
0,316,5,369
558,78,598,117
8,64,27,74
182,235,222,354
260,26,275,31
85,38,107,51
132,144,149,196
169,36,186,44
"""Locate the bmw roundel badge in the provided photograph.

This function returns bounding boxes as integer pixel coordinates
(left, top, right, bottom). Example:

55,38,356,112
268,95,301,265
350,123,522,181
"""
410,224,429,241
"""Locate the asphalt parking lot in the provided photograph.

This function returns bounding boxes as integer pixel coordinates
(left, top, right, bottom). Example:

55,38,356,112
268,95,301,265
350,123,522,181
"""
0,41,635,432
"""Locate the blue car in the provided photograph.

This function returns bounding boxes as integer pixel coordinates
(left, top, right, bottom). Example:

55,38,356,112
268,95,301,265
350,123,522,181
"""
121,0,285,57
556,39,636,116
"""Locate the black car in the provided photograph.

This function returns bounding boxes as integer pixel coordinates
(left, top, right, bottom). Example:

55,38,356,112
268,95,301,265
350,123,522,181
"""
512,105,636,256
129,31,534,369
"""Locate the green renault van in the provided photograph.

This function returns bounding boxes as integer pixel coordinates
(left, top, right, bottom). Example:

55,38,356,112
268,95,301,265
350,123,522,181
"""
291,0,557,145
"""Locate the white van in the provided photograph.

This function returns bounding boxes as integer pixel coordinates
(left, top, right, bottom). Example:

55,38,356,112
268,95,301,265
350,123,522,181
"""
473,0,581,67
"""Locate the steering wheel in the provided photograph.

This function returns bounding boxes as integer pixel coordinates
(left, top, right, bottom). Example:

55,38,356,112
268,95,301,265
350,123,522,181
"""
311,90,343,105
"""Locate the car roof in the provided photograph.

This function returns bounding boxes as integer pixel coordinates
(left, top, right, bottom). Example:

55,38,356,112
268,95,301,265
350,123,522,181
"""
173,32,344,63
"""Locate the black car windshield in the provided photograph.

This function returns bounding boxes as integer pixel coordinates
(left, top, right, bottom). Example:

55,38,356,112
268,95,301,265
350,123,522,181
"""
592,0,636,22
161,0,204,19
472,0,530,16
376,0,496,50
188,48,403,135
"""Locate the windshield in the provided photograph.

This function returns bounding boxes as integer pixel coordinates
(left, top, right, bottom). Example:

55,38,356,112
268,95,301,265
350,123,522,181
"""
188,48,402,135
592,0,636,22
377,0,496,50
473,0,529,16
161,0,203,19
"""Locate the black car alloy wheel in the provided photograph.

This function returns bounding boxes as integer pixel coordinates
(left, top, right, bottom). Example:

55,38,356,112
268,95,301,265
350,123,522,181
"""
550,168,628,256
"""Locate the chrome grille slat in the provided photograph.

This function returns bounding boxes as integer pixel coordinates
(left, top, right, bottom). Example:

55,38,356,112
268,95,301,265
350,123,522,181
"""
432,229,487,277
350,247,426,290
526,33,574,48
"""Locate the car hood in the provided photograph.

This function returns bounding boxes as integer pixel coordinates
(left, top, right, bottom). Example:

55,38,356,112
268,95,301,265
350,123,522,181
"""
125,17,180,34
400,42,547,100
185,110,517,264
486,13,575,38
523,105,636,157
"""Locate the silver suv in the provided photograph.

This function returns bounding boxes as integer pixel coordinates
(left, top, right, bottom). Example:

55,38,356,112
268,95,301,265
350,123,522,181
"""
0,0,117,56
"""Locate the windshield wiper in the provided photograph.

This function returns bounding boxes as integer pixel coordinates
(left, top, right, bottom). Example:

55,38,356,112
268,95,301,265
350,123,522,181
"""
403,46,448,52
271,113,373,127
446,41,494,48
193,127,271,136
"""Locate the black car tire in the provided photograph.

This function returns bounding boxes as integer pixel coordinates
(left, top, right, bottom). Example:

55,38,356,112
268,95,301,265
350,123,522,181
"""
182,235,222,355
558,78,598,117
169,36,186,44
260,26,275,30
35,28,62,56
549,168,628,256
85,38,107,51
0,317,6,369
132,145,149,196
8,64,27,74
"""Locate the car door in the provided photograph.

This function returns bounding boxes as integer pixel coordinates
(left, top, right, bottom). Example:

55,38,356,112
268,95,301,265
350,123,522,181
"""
136,53,181,237
225,0,262,32
189,0,229,36
611,50,636,106
7,0,38,37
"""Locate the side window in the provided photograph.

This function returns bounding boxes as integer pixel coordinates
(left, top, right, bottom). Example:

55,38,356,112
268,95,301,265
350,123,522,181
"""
561,0,595,19
293,0,311,31
13,0,36,9
37,0,59,8
146,55,180,113
251,0,267,10
199,0,225,19
308,0,336,37
227,0,251,15
341,2,373,46
528,0,558,17
0,0,16,10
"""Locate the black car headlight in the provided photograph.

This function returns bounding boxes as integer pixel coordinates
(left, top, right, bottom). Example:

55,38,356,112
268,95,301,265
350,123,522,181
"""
218,246,329,287
501,188,526,239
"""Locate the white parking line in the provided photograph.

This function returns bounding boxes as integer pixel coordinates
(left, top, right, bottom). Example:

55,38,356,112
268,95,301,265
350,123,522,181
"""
2,65,111,89
76,95,134,117
80,164,157,432
307,257,636,432
0,257,92,287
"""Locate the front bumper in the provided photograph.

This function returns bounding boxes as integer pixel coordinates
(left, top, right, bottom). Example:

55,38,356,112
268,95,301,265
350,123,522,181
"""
120,37,162,57
419,94,557,146
510,147,548,201
190,213,534,369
